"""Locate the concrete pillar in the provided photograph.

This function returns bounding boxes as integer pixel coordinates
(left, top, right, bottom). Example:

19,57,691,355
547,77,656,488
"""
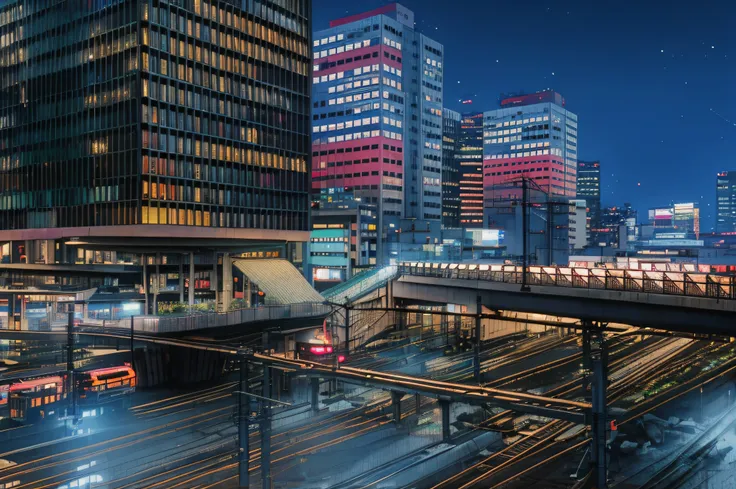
222,252,232,312
188,252,195,307
178,260,184,303
246,277,252,308
391,391,403,424
440,399,451,441
154,252,160,315
45,240,54,264
311,377,320,412
211,252,219,310
142,254,149,315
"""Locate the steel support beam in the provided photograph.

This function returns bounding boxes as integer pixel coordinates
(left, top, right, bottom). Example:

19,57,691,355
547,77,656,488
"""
344,304,351,355
261,365,272,489
238,360,250,488
391,391,403,424
440,399,451,441
415,393,421,415
589,327,608,489
474,295,482,381
582,322,592,399
311,377,320,412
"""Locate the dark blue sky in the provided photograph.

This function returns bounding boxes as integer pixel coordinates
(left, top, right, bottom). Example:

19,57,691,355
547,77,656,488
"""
314,0,736,230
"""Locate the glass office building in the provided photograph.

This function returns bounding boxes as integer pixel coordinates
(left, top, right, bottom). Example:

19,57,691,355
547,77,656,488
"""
0,0,313,324
577,160,601,230
311,3,444,262
0,0,311,234
458,111,483,226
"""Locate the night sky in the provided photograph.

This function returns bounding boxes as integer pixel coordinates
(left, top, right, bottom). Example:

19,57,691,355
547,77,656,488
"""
313,0,736,231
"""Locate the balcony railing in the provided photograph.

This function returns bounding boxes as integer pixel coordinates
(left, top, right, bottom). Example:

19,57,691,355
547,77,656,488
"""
399,262,736,300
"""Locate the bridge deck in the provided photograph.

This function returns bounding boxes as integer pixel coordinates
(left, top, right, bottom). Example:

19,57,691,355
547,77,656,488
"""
395,272,736,334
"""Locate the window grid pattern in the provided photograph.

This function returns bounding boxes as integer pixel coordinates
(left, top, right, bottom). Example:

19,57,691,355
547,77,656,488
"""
0,0,312,232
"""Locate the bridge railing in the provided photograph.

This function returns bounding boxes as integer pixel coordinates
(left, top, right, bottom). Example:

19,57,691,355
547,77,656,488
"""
131,302,332,334
324,265,398,304
399,262,736,300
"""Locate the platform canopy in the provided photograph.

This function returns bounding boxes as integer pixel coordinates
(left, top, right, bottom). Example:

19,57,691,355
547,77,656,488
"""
233,259,324,305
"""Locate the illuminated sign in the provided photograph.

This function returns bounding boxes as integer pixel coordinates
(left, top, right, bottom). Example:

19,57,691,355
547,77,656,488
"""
468,229,505,247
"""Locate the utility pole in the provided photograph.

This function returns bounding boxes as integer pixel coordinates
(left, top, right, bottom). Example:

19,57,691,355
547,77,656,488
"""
473,295,482,381
547,202,553,266
590,327,608,489
238,360,250,488
129,316,135,368
261,365,272,489
66,311,76,421
521,177,530,292
344,304,350,358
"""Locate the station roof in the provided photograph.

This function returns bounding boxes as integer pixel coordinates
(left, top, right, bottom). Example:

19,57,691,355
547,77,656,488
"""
233,259,324,305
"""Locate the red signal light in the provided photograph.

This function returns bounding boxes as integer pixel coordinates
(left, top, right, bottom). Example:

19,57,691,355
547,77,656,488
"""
309,345,334,355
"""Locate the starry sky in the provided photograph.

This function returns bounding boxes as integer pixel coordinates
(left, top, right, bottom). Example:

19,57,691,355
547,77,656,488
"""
313,0,736,231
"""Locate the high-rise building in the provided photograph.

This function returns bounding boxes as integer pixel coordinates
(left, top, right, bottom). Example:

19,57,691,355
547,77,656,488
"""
441,109,461,228
592,204,637,248
481,90,577,265
0,0,313,324
482,90,578,203
311,3,444,262
716,172,736,234
647,203,700,240
310,200,377,291
458,112,484,226
577,160,601,229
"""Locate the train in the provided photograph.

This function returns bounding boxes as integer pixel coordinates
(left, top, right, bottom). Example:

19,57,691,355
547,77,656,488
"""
0,364,136,423
294,318,346,363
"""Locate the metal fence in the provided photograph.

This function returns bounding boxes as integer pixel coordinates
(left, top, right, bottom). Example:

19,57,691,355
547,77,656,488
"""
130,302,332,334
324,266,399,304
399,262,736,300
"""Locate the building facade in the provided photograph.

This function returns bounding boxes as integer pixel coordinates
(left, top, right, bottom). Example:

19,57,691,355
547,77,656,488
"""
647,203,700,240
569,199,589,251
0,0,313,325
441,108,461,228
458,112,484,226
716,171,736,234
577,160,601,230
592,204,637,248
311,3,444,263
480,91,576,265
482,90,577,203
310,201,377,291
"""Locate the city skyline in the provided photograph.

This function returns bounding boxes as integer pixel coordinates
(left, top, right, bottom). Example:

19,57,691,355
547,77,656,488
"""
315,0,736,231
